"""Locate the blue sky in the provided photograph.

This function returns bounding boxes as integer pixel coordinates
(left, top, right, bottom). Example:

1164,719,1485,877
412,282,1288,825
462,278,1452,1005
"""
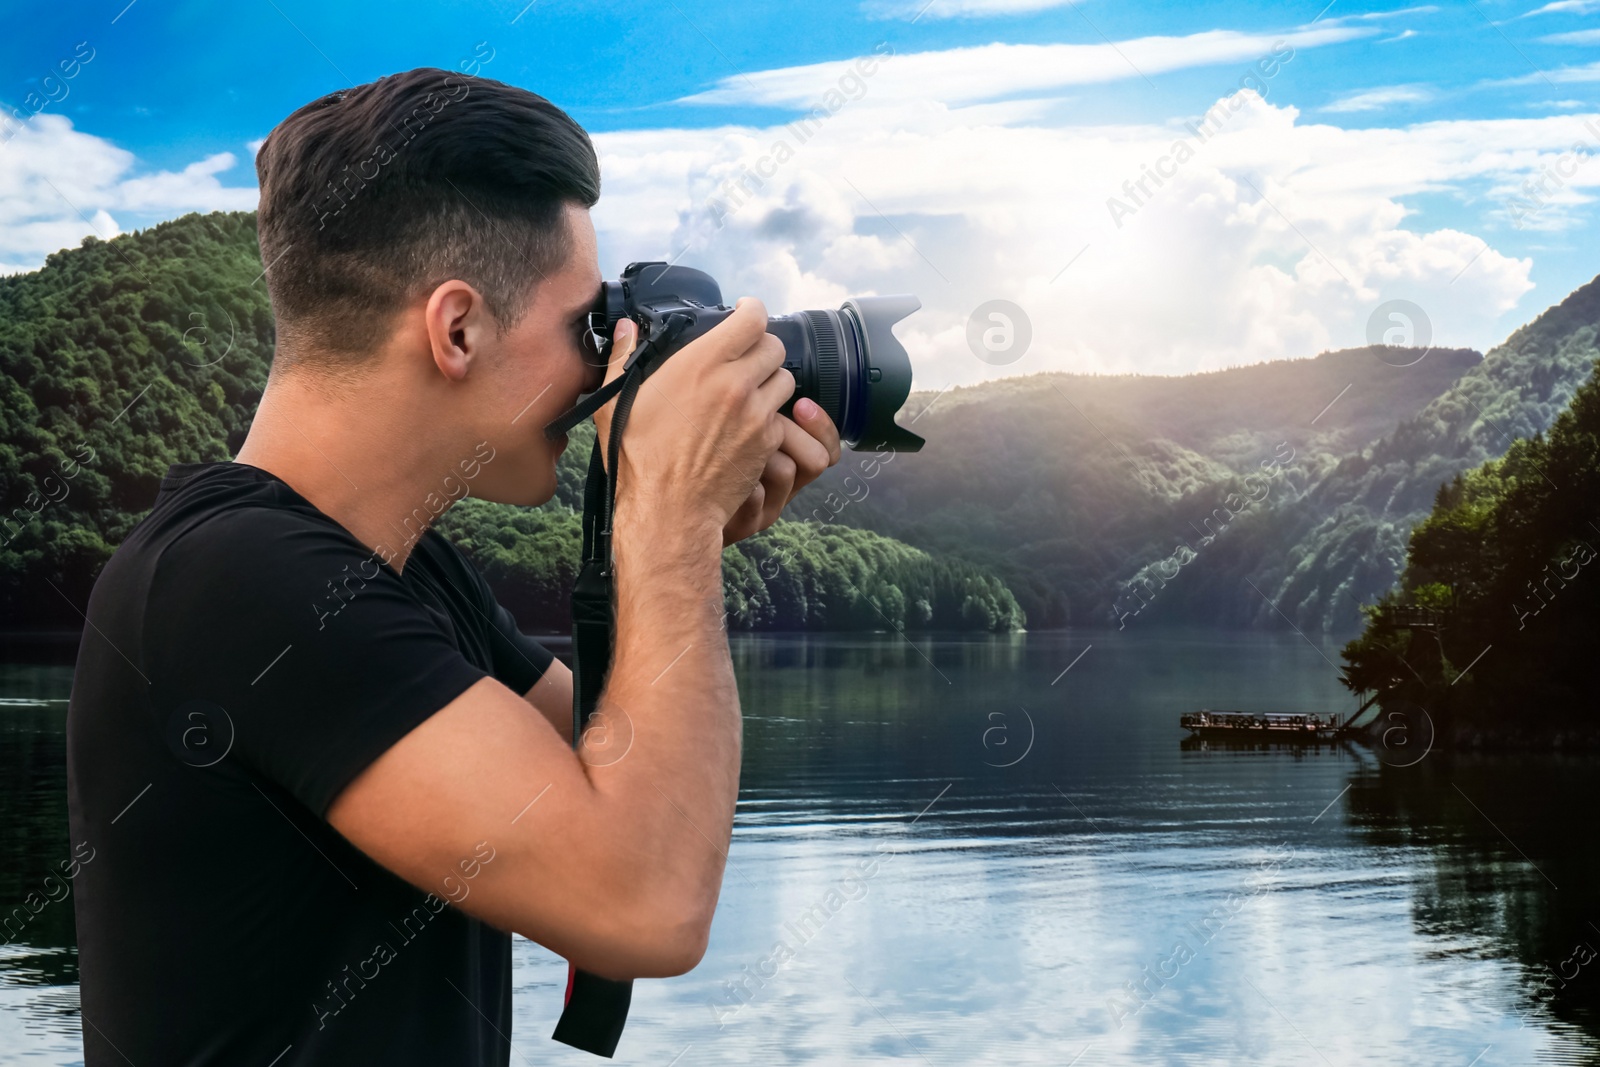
2,0,1597,385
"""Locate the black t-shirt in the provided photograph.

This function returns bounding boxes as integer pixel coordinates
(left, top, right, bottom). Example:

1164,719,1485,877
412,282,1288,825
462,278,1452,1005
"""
66,460,556,1066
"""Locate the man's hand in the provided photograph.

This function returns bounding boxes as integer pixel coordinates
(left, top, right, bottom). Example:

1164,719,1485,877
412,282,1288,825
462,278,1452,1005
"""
720,397,841,546
585,303,838,547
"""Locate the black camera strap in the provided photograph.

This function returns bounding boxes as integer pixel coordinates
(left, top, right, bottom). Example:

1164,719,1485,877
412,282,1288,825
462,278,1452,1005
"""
544,373,626,441
549,431,634,1058
551,316,689,1058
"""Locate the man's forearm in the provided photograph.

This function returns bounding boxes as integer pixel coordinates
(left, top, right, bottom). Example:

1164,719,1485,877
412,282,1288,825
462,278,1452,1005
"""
584,498,740,934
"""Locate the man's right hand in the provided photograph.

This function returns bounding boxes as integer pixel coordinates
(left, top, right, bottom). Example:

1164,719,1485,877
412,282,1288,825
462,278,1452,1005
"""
591,298,793,541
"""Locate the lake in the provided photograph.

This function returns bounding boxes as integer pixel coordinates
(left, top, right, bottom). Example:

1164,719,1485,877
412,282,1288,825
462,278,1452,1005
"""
3,629,1597,1065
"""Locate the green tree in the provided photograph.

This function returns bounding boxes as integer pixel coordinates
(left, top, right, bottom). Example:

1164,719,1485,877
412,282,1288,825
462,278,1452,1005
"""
1341,357,1600,738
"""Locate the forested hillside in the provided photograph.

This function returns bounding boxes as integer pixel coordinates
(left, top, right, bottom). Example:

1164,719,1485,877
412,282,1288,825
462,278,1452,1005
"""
1264,274,1600,631
1341,356,1600,739
436,451,1024,634
795,275,1599,632
0,211,1022,632
0,213,275,623
795,343,1485,628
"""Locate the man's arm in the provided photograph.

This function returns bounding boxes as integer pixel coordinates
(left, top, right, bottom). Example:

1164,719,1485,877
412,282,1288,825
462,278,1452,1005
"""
522,389,841,743
327,299,801,980
328,526,729,978
525,658,573,745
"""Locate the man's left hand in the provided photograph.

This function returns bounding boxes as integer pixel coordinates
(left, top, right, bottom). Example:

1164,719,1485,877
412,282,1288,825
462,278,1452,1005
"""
723,397,841,546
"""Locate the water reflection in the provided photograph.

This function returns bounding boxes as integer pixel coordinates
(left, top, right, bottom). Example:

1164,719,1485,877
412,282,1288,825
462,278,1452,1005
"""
1346,754,1600,1045
0,666,79,1058
3,632,1598,1064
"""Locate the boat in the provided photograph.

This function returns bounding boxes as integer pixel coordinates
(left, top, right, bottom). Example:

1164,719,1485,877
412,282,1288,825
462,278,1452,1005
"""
1179,709,1339,742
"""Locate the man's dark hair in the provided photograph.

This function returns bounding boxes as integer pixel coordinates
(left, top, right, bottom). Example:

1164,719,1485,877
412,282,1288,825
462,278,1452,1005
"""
255,67,601,369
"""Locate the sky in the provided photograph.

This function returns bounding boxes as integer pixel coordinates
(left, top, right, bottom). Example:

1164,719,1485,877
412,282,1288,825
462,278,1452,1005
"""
1,0,1597,389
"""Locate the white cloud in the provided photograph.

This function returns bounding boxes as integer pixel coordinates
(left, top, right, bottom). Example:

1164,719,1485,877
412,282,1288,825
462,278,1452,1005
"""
0,114,257,271
114,152,244,212
1323,84,1433,112
1540,28,1600,43
1492,60,1600,86
1547,61,1600,81
858,1,1437,27
1521,0,1600,14
677,24,1374,108
861,0,1078,19
1353,5,1439,16
590,92,1600,388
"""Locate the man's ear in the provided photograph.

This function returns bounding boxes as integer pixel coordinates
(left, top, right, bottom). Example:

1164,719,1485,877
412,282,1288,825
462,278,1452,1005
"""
425,281,490,382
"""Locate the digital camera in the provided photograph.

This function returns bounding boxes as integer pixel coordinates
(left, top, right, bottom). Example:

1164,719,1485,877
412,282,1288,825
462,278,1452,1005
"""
576,262,925,452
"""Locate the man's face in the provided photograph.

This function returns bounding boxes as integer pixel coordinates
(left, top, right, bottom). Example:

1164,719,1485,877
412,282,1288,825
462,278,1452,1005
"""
467,203,605,507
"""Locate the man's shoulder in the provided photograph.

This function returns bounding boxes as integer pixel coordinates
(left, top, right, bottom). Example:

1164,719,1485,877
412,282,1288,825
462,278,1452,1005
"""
138,462,385,619
136,461,321,550
88,463,309,608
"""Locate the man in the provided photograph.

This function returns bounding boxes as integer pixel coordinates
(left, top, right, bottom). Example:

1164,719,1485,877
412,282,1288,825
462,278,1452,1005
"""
66,67,841,1064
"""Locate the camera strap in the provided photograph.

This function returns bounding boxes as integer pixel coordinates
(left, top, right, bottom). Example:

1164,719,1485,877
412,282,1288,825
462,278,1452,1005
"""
544,372,627,441
549,430,634,1058
552,317,688,1058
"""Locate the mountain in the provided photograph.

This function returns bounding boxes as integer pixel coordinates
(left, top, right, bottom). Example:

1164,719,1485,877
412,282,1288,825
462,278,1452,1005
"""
434,421,1026,633
0,213,275,624
1263,275,1600,631
794,342,1486,628
795,274,1599,632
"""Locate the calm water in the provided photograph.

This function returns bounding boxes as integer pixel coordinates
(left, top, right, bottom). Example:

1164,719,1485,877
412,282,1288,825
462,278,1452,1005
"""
3,630,1598,1065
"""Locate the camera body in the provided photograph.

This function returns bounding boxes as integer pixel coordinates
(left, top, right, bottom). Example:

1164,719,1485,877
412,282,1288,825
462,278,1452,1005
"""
589,262,925,452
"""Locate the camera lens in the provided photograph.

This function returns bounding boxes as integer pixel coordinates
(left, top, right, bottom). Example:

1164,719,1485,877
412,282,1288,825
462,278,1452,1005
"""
569,264,924,453
768,297,924,452
770,309,850,437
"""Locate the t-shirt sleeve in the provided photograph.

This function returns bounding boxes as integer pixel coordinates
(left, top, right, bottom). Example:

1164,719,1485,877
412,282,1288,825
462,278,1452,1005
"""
485,596,557,696
144,507,490,818
427,531,556,696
